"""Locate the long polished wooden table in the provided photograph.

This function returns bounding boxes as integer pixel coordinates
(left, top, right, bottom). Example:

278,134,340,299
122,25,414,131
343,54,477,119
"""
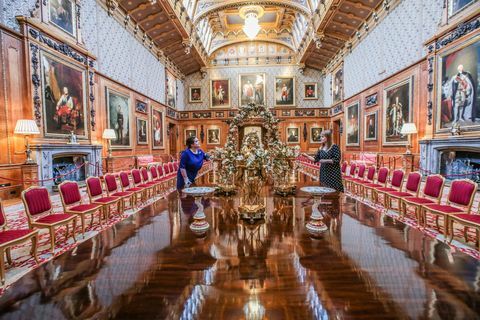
0,172,479,319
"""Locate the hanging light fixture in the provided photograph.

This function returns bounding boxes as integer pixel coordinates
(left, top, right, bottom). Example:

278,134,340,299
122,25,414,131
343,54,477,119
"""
240,6,264,40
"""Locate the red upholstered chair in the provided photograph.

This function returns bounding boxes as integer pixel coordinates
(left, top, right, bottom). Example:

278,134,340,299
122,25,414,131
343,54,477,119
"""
362,167,389,201
341,162,348,177
21,187,77,253
119,171,145,206
86,177,121,220
150,165,166,195
353,166,376,197
173,161,179,171
59,181,103,236
342,163,357,191
0,200,39,285
347,164,366,192
163,163,174,189
400,175,445,223
373,169,405,206
385,172,422,210
448,211,480,251
140,167,160,197
132,169,154,199
104,174,134,212
423,179,477,235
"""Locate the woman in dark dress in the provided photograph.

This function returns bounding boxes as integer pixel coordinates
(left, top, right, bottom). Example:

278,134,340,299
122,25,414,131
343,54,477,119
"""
177,136,210,191
304,130,344,192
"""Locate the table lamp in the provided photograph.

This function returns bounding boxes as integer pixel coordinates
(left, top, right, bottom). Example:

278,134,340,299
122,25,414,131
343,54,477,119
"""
400,122,417,154
14,119,40,164
102,129,116,158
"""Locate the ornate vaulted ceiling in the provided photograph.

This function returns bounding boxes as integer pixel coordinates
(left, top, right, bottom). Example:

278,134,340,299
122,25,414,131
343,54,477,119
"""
111,0,386,75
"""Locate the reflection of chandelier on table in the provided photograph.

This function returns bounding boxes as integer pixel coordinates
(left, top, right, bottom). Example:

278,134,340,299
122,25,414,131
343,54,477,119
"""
239,6,264,40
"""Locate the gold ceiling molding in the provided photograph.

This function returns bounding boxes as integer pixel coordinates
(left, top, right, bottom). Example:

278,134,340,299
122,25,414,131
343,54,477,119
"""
193,0,311,24
209,39,296,56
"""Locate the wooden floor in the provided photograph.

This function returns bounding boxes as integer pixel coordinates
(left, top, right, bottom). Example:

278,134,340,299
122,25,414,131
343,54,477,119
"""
0,173,479,319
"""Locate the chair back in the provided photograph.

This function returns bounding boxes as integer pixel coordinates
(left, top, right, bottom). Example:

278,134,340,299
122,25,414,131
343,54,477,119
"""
357,165,366,179
150,166,159,180
377,167,389,185
0,200,6,230
390,170,405,189
168,162,174,173
404,172,422,194
422,175,445,201
173,161,179,171
21,187,53,220
447,179,477,210
365,167,376,182
59,181,82,208
348,163,356,176
164,163,170,175
157,164,164,177
341,162,348,174
119,171,131,189
140,167,150,182
131,169,143,185
86,177,104,199
104,174,119,193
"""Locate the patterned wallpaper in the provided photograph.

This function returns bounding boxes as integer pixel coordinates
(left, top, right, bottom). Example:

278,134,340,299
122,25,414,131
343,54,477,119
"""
342,0,443,98
2,0,167,104
322,73,332,108
183,65,325,110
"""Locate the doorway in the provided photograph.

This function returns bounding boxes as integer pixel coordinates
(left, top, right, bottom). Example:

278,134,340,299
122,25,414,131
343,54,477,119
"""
169,123,177,158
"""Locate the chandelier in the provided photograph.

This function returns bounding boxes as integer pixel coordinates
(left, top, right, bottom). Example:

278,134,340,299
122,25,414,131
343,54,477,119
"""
239,6,264,40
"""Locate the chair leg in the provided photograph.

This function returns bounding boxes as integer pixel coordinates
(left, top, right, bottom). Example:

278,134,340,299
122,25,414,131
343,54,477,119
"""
65,223,70,242
31,234,39,263
72,218,77,242
49,228,55,254
80,215,85,236
0,249,4,285
463,226,469,243
448,218,455,243
5,248,12,265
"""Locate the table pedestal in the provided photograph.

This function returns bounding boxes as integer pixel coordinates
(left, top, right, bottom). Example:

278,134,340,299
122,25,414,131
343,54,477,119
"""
306,197,328,233
189,196,210,234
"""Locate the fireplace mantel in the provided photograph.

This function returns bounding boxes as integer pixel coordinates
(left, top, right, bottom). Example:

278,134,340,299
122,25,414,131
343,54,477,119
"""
32,144,103,189
419,137,480,175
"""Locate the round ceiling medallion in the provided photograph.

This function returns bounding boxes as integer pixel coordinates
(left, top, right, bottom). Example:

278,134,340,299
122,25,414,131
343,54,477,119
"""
239,5,265,20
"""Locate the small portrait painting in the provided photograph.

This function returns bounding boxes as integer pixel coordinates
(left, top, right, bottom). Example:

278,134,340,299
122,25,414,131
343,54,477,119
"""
189,86,202,103
346,102,360,146
136,118,148,145
239,74,266,106
135,100,148,114
304,83,318,100
384,77,413,145
207,128,221,145
185,129,197,141
49,0,76,36
275,77,295,107
40,51,87,138
106,88,131,148
310,127,323,143
151,108,164,149
364,111,377,141
286,127,300,144
210,80,230,108
166,71,176,109
332,66,344,104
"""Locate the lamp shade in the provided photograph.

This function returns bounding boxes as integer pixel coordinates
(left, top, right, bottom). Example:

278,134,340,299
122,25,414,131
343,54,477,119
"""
102,128,117,140
14,119,40,135
400,123,417,135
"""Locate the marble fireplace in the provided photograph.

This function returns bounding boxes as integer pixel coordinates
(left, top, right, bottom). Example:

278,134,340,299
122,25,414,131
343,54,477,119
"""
419,137,480,182
32,144,103,190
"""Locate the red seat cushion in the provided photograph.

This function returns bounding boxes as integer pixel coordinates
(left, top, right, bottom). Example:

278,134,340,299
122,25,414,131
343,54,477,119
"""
126,187,143,192
423,204,464,213
375,187,396,192
93,196,119,204
69,204,100,212
146,181,159,186
137,184,151,188
387,191,414,198
111,191,132,197
0,229,34,244
402,197,435,205
452,214,480,224
36,213,74,224
357,180,374,185
364,183,382,188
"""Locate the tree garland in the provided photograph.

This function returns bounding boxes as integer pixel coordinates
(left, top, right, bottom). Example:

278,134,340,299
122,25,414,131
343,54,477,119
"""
212,103,299,185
